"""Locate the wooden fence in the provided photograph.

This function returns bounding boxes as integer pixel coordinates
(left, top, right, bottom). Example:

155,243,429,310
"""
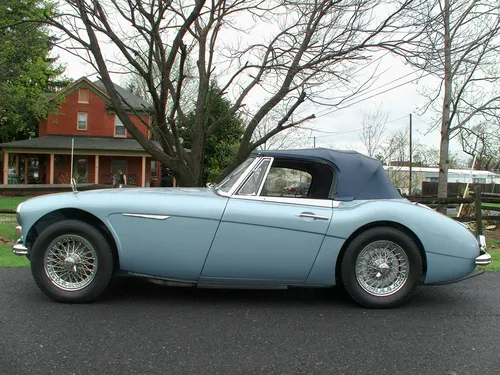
421,181,500,196
407,186,500,236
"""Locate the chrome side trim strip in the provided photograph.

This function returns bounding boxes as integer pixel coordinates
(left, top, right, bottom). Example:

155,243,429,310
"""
122,213,170,220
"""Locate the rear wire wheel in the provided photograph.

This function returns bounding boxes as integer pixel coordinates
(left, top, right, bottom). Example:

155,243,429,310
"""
340,227,422,308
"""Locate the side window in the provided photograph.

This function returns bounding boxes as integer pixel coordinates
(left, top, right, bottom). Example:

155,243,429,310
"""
237,159,271,196
261,167,312,198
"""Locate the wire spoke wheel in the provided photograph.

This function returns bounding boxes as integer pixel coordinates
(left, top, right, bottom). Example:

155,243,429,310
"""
44,234,99,291
355,240,409,297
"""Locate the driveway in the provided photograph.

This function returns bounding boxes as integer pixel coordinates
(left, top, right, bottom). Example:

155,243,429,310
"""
1,268,500,375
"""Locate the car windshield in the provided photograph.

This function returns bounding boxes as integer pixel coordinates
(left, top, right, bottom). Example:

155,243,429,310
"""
215,157,255,194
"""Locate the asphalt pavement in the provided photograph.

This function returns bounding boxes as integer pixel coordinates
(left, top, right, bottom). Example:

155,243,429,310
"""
1,268,500,375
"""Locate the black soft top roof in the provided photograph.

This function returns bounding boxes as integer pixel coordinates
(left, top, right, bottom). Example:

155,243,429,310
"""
251,148,401,201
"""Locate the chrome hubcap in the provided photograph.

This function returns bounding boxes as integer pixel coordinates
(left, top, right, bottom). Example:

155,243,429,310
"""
44,235,98,291
355,240,409,297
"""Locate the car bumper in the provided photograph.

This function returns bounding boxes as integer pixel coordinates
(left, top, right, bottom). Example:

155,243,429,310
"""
12,225,28,256
13,239,28,256
475,235,491,266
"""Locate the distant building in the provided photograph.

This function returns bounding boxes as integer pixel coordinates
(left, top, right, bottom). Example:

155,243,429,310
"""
384,165,500,194
0,77,171,187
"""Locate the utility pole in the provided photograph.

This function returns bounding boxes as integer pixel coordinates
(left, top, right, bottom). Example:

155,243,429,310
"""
409,113,412,195
313,136,316,148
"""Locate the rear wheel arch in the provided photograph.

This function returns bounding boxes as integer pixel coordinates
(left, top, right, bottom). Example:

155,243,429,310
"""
26,208,120,270
335,221,427,286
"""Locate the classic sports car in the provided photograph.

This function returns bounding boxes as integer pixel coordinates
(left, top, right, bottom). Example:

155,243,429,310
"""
13,148,491,308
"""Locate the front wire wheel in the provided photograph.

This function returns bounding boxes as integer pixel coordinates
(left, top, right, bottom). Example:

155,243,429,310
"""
44,234,99,291
31,219,114,303
341,227,422,309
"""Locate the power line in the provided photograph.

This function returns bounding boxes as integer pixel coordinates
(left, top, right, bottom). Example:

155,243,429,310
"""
315,71,434,119
310,114,408,139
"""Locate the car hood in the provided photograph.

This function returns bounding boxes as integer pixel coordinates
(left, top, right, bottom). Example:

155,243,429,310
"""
18,187,222,213
77,186,218,198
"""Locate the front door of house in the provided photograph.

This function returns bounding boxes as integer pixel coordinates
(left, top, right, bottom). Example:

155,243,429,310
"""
73,156,88,183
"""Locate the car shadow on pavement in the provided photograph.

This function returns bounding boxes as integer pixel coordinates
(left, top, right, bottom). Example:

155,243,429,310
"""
99,276,357,307
95,276,461,309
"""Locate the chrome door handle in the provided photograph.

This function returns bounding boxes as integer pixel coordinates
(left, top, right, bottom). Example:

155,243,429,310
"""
299,213,329,220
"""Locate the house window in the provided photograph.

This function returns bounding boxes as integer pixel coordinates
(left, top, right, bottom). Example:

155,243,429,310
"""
78,88,89,103
151,161,158,179
114,115,126,137
77,112,87,130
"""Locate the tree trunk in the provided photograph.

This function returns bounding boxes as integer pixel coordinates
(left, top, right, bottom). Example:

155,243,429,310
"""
437,0,452,212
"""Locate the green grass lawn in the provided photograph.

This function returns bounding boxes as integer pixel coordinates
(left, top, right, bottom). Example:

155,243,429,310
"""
0,196,32,267
485,238,500,271
0,214,29,267
482,202,500,209
0,244,29,267
0,195,31,211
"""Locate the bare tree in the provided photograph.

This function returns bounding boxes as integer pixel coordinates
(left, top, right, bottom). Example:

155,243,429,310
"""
379,126,442,167
398,0,500,201
379,127,441,193
43,0,426,186
358,104,389,157
459,123,500,172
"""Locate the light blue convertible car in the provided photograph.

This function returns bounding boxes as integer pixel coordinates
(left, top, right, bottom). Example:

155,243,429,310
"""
13,148,491,308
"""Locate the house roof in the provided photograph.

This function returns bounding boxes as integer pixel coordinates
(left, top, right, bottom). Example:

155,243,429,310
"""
0,135,161,155
252,147,401,201
49,76,151,113
93,80,151,112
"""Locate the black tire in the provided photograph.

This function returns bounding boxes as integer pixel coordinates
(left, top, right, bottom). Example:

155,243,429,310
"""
340,227,422,309
30,219,114,303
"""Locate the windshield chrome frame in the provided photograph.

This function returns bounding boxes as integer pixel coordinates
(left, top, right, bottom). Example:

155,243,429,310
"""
215,157,262,197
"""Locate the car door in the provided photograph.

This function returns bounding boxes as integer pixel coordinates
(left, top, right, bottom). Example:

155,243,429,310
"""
200,159,333,284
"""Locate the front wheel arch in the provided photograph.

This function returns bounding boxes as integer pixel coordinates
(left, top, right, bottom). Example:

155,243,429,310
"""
25,208,120,270
335,221,427,287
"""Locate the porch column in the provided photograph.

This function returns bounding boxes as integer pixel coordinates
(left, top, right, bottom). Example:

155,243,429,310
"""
95,155,99,184
49,154,55,184
141,156,146,187
24,158,28,184
15,156,19,176
2,152,8,184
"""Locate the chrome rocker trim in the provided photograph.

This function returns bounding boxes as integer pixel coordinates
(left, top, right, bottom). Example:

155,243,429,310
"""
12,239,28,256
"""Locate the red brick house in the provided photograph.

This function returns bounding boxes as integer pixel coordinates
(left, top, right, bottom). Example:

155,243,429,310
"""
0,77,173,187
